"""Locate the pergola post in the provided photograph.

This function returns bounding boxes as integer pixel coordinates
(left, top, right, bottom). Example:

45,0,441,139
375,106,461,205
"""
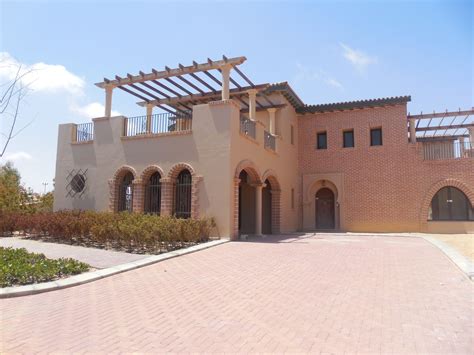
146,104,153,133
267,108,277,135
104,84,114,118
469,127,474,143
409,118,417,143
248,89,258,121
254,183,265,236
220,64,232,100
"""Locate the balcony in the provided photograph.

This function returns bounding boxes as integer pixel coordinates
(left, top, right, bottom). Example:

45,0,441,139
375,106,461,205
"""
422,140,473,160
73,122,94,142
264,130,276,151
240,116,256,140
123,112,192,137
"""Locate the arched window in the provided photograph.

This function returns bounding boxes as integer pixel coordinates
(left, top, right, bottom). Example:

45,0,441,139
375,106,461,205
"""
429,186,474,221
118,172,134,212
174,169,192,218
145,172,161,214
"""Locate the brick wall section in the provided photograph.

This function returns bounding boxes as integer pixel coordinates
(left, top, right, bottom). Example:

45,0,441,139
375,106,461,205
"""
298,104,474,232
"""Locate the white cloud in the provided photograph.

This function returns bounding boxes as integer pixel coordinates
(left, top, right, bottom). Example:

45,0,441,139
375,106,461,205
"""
70,102,121,119
294,63,344,90
340,43,377,73
1,151,32,162
0,52,85,94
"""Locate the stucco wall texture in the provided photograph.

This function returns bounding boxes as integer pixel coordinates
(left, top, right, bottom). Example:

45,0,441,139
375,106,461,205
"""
54,97,474,238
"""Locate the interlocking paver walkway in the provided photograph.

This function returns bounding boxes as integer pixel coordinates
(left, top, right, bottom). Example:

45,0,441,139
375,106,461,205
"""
0,237,146,268
1,234,472,353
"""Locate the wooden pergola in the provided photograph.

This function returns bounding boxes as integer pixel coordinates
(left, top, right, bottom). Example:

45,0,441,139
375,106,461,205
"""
408,109,474,142
95,55,283,117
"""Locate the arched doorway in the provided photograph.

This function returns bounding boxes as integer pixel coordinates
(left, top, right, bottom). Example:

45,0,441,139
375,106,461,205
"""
315,188,335,229
144,172,161,214
262,179,272,234
429,186,474,221
238,170,256,234
118,172,134,212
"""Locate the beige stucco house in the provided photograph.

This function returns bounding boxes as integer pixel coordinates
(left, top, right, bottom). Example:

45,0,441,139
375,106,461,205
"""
54,56,474,238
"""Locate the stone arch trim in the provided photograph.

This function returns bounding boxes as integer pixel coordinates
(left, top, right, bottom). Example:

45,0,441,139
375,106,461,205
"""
109,165,139,212
261,169,281,192
420,178,474,226
234,159,262,184
141,165,165,182
165,163,201,218
168,162,197,180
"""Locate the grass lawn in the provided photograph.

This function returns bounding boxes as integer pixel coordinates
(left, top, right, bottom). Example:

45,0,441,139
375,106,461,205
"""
0,247,90,287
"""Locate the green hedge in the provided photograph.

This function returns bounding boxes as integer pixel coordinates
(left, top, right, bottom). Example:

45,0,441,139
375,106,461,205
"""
1,247,89,287
0,211,216,254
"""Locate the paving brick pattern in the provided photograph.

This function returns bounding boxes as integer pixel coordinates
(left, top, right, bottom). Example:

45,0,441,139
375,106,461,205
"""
1,234,472,354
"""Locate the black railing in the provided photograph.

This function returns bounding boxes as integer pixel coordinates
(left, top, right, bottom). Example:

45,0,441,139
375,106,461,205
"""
75,122,93,142
422,140,473,160
124,112,192,137
264,130,276,151
240,116,256,139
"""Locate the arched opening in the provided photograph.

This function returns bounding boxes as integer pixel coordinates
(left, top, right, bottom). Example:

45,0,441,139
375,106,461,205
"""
238,170,257,234
174,169,192,218
144,172,161,214
118,172,134,212
262,179,272,234
315,188,335,229
429,186,474,221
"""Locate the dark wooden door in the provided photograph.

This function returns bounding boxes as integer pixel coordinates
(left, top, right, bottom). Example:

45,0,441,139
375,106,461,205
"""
316,188,335,229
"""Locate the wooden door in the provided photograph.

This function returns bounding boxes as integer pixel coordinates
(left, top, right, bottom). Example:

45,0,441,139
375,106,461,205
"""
316,188,335,229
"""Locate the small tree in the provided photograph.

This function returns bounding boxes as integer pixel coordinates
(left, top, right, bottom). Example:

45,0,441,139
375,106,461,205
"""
0,162,22,211
0,60,32,158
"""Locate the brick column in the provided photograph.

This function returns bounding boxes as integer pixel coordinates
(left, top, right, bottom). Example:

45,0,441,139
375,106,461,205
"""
254,183,265,236
233,178,241,240
160,178,173,216
271,190,281,234
191,176,202,219
132,179,144,213
108,179,116,212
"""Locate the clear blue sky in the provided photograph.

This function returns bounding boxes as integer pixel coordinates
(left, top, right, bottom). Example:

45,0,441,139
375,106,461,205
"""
1,0,472,193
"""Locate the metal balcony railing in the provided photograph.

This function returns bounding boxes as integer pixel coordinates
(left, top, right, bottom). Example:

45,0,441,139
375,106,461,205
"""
75,122,94,142
422,140,473,160
124,112,192,137
264,130,276,151
240,116,256,139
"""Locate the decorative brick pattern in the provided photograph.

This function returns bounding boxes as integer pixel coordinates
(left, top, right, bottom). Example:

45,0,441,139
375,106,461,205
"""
167,163,201,218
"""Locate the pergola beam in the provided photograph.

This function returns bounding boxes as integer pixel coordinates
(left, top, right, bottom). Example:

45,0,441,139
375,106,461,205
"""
96,56,246,88
408,109,474,120
414,123,474,132
137,83,269,107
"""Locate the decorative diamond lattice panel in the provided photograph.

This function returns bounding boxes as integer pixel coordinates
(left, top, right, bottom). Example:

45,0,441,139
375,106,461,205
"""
66,169,88,198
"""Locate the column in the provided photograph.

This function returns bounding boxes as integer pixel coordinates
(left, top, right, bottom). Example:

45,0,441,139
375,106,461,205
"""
132,179,144,213
267,108,277,134
221,64,232,100
254,183,265,236
468,127,474,143
105,84,114,118
160,178,173,216
248,89,257,121
409,118,416,144
459,137,465,157
146,103,153,133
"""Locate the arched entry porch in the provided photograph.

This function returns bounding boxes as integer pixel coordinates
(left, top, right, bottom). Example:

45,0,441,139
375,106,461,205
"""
234,161,281,239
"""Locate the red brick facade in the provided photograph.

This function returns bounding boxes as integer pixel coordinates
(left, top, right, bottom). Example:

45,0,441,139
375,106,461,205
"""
298,104,474,232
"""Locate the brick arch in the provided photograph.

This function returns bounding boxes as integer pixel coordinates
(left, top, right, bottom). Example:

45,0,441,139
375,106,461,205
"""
420,178,474,225
261,169,281,191
164,163,201,219
261,169,281,234
234,159,262,184
140,165,165,182
109,165,138,212
168,162,197,180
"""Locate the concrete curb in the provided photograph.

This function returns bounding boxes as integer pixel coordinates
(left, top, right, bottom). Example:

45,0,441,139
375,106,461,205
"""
0,239,228,299
420,236,474,281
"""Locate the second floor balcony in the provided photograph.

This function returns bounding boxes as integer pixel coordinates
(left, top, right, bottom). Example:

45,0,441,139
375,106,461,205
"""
421,140,473,161
123,112,192,137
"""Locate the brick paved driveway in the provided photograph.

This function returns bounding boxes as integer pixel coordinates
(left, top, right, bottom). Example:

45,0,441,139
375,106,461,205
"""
1,234,472,354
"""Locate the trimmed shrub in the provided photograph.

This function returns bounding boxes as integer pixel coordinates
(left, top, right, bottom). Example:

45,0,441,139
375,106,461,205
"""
0,211,216,254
